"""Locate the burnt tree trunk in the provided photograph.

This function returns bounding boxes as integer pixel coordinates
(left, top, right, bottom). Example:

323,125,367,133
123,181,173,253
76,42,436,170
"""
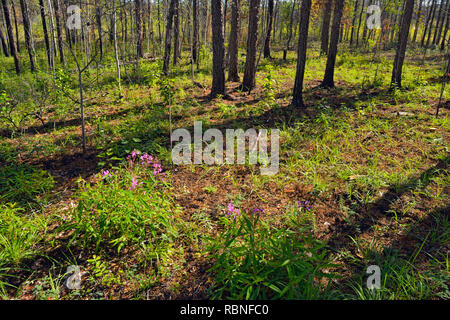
320,0,333,54
241,0,260,92
228,0,240,82
53,0,65,63
211,0,226,97
292,0,312,108
391,0,415,88
0,24,8,56
322,0,344,88
136,0,144,58
19,0,35,71
192,0,199,63
263,0,274,58
1,0,20,74
39,0,52,68
173,0,180,65
163,0,176,75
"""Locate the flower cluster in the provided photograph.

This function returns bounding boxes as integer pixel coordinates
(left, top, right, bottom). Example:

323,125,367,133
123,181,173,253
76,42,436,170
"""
297,200,312,211
100,169,113,179
130,177,142,191
128,150,164,177
252,207,264,215
227,203,241,218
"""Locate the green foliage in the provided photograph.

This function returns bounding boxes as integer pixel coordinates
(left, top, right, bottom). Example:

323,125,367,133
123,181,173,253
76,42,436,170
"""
65,159,180,253
207,212,337,300
0,203,47,265
0,164,54,207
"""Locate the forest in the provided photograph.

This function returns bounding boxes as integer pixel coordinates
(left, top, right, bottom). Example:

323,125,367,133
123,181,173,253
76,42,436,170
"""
0,0,448,300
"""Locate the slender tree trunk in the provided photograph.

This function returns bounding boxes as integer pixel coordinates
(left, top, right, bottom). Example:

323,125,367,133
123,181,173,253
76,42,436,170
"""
241,0,260,91
39,0,52,67
1,0,19,74
95,0,103,60
412,0,423,43
391,0,415,88
263,0,274,58
173,0,180,65
163,0,176,75
193,0,199,63
136,0,144,58
421,0,435,46
19,0,35,71
211,0,225,97
0,24,8,56
53,0,65,63
426,0,437,47
441,0,450,50
356,0,365,46
435,0,449,45
112,0,122,97
322,0,344,88
228,0,240,81
350,0,358,46
283,0,296,60
11,0,19,53
320,0,333,54
432,0,445,44
292,0,312,108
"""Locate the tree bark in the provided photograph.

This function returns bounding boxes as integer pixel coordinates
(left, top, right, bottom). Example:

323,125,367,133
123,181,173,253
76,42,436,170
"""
349,0,358,46
320,0,333,54
228,0,240,81
441,0,450,50
39,0,52,68
292,0,312,108
211,0,225,97
0,24,8,56
136,0,144,58
263,0,274,58
163,0,176,75
1,0,20,74
192,0,199,63
19,0,35,72
322,0,344,88
11,0,19,53
241,0,260,92
283,0,296,60
173,0,180,65
53,0,65,63
412,0,423,43
391,0,415,88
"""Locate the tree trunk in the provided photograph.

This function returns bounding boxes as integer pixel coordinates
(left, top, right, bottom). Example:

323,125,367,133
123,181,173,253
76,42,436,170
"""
136,0,144,58
322,0,344,88
228,0,240,82
173,0,180,65
412,0,423,43
349,0,358,46
1,0,19,74
193,0,199,63
356,0,365,46
11,0,19,53
425,0,437,47
211,0,225,97
0,24,8,56
283,0,296,60
39,0,52,68
53,0,65,63
263,0,274,58
163,0,176,75
441,0,450,50
19,0,35,72
432,0,445,45
292,0,312,108
435,0,449,45
241,0,260,91
95,0,103,60
320,0,333,54
391,0,415,88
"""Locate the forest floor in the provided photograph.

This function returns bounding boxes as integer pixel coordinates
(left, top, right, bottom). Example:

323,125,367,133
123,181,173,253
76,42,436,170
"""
0,46,449,300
